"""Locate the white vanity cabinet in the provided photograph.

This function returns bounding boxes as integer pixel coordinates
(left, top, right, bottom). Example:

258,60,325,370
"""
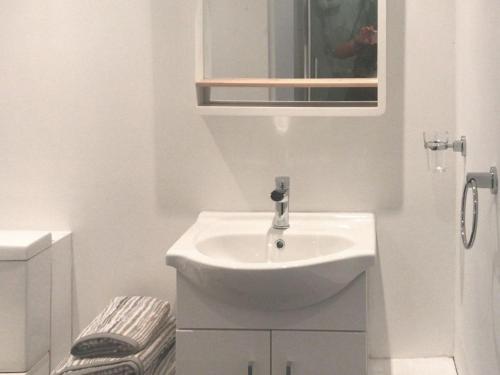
175,274,368,375
175,272,368,375
271,331,366,375
177,329,366,375
176,330,270,375
167,212,376,375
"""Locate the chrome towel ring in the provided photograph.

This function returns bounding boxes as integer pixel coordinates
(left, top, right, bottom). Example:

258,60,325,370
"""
460,167,498,249
461,179,478,249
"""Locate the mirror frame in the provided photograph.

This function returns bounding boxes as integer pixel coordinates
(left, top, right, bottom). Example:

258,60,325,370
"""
195,0,386,117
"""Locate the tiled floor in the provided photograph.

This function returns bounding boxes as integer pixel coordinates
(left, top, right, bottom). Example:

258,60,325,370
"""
369,358,457,375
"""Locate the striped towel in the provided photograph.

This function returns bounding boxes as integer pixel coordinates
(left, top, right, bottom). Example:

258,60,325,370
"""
72,297,172,358
53,315,176,375
154,347,175,375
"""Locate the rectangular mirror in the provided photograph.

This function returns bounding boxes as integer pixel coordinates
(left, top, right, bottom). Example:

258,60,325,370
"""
196,0,386,115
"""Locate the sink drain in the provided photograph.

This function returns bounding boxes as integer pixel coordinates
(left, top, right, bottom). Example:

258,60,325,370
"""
275,239,285,249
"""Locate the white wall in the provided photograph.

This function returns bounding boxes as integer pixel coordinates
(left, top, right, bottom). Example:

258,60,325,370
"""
455,1,500,374
0,0,456,358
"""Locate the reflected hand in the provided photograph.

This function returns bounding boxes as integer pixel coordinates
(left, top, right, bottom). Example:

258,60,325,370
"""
355,26,378,46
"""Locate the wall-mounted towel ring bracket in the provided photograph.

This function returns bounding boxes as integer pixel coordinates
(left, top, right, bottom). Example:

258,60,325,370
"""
461,167,498,249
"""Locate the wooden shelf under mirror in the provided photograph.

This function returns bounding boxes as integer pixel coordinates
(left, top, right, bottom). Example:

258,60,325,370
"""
197,78,378,89
196,78,380,111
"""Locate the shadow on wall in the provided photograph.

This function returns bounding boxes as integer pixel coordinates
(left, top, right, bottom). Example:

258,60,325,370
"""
150,0,405,362
203,114,402,212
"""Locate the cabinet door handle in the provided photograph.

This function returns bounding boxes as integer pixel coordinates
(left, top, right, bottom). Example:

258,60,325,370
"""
286,361,293,375
248,361,254,375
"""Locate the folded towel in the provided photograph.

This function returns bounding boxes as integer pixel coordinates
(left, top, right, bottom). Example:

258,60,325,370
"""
153,347,175,375
72,296,172,358
53,315,176,375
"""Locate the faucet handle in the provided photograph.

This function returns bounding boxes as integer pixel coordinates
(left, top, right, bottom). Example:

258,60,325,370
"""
271,190,286,202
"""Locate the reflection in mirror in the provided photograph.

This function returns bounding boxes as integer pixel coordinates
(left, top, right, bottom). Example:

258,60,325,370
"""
201,0,379,106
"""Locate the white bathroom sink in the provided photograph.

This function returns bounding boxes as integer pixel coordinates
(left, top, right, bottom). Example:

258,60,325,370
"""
166,212,376,310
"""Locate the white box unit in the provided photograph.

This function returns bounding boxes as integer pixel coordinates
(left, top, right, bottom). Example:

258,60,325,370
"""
0,231,52,373
0,231,72,375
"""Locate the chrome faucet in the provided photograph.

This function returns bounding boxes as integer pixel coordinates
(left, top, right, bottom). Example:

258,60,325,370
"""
270,176,290,229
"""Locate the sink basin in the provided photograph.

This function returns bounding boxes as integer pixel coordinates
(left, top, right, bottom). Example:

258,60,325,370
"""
166,212,376,310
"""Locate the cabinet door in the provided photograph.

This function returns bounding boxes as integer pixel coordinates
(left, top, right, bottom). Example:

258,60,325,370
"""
272,331,366,375
177,330,270,375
